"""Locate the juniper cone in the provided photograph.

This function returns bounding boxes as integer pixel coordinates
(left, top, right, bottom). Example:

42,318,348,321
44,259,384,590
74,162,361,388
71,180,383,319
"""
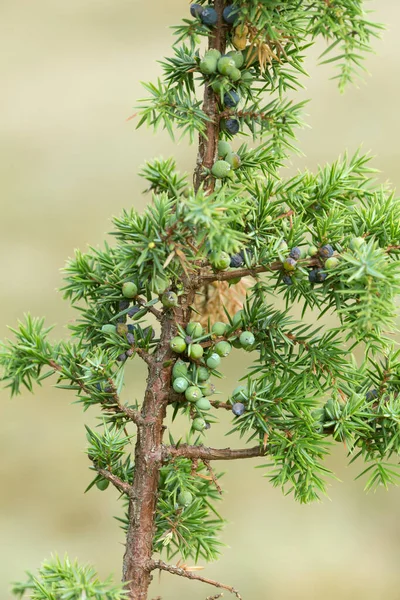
1,2,400,600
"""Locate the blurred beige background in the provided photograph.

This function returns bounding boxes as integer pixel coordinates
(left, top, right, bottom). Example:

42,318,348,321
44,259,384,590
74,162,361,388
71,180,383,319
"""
1,1,400,598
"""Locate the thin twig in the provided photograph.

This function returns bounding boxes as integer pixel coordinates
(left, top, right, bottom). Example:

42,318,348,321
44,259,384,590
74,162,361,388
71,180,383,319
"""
151,561,242,599
162,443,265,462
96,467,133,496
136,296,163,320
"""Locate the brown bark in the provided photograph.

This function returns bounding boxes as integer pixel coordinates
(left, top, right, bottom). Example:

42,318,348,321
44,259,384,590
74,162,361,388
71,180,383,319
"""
162,443,265,462
193,0,228,193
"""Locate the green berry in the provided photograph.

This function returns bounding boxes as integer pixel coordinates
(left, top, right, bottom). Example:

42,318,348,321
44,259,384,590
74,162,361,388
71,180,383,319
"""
122,281,138,298
189,343,204,360
197,366,210,382
206,353,221,369
211,77,229,94
226,66,241,81
200,55,218,75
196,397,212,411
185,385,202,402
239,331,255,348
161,291,178,308
226,152,241,169
212,321,228,336
211,160,232,179
173,377,189,393
232,310,243,327
186,322,203,338
101,324,117,334
308,245,318,257
152,275,170,295
325,257,339,270
177,490,193,507
350,236,366,251
116,323,128,336
218,140,232,158
215,341,232,357
206,49,222,60
201,381,216,396
217,56,236,75
229,277,241,285
210,251,231,270
192,417,207,431
226,50,244,68
278,240,288,253
232,385,247,400
96,479,110,491
173,360,188,379
170,336,187,353
241,71,253,86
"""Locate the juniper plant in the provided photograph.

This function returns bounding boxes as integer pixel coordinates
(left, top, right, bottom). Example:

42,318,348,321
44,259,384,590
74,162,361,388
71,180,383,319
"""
2,1,400,599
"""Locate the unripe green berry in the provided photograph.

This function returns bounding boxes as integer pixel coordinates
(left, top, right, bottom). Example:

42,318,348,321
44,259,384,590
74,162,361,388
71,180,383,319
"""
185,385,202,402
241,71,253,86
217,56,236,75
325,257,339,270
211,160,232,179
116,323,128,336
229,277,241,285
122,281,138,298
212,321,228,336
239,331,255,349
226,152,241,169
226,50,244,68
173,360,188,379
308,245,318,257
210,251,231,270
350,236,366,251
278,240,288,253
226,66,241,81
218,140,232,158
206,353,221,369
186,321,203,338
161,291,178,308
201,381,216,396
206,49,222,60
101,324,117,334
197,366,211,382
177,490,193,507
192,417,207,431
189,343,204,360
196,397,212,411
173,377,189,393
215,341,232,357
232,309,243,327
96,479,110,491
200,55,218,75
211,77,229,94
232,385,247,400
170,336,187,353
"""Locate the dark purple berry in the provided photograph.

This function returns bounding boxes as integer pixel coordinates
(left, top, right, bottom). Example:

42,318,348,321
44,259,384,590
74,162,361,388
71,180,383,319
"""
316,270,327,283
127,333,135,345
366,389,379,401
117,353,127,362
230,253,244,268
185,335,194,345
223,90,240,108
319,244,334,258
282,275,293,286
239,248,253,262
127,305,141,318
119,300,130,311
223,5,239,24
190,3,203,17
308,269,318,283
200,7,218,26
289,247,301,260
143,326,156,339
95,383,102,391
232,402,245,416
126,348,134,357
223,118,240,135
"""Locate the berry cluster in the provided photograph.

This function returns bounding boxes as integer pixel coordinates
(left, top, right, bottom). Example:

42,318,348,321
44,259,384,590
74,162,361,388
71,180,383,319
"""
278,241,342,287
170,314,257,427
212,139,242,180
190,4,239,27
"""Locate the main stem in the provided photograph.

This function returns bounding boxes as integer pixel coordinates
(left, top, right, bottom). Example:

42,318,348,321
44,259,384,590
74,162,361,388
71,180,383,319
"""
123,3,228,598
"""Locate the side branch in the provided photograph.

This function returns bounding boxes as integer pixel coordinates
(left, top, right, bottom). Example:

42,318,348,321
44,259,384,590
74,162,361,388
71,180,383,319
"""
199,258,322,284
151,560,242,599
96,467,133,496
162,443,265,462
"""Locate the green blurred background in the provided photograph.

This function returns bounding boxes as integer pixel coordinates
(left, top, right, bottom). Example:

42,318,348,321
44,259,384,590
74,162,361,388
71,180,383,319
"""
1,1,400,598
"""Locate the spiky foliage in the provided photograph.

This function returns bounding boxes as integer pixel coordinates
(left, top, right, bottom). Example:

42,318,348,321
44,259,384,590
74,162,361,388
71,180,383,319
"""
1,1,399,599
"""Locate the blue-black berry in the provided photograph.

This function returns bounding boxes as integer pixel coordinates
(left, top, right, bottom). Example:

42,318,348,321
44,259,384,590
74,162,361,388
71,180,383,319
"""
127,305,141,318
223,5,239,24
282,275,293,286
222,118,240,135
232,402,245,416
289,247,301,260
190,3,203,17
126,332,135,345
119,300,130,311
366,389,379,401
200,6,218,26
309,268,327,283
230,253,244,268
223,90,240,108
117,353,127,362
319,244,334,258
